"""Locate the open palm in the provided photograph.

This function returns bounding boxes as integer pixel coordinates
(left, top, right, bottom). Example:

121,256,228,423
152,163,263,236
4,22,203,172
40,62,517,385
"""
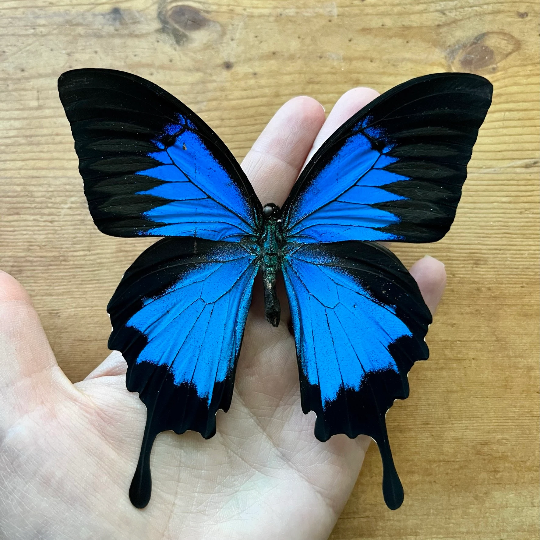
0,88,446,539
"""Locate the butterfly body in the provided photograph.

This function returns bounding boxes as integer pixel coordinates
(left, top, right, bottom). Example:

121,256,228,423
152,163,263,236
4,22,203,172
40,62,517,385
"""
58,69,492,510
260,203,285,326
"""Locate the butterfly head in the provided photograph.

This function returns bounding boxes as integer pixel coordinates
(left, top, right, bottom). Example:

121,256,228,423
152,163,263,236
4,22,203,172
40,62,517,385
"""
262,203,282,221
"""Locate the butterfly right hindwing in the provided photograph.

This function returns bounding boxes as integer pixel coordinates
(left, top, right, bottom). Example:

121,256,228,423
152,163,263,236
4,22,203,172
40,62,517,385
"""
282,241,431,509
108,237,259,507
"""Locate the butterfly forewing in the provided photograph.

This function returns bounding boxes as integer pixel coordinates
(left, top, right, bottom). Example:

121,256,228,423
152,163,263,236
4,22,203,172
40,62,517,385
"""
58,68,262,240
282,72,493,243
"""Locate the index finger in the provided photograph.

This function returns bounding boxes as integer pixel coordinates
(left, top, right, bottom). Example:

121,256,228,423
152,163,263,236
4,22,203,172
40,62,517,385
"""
241,96,325,206
303,87,380,165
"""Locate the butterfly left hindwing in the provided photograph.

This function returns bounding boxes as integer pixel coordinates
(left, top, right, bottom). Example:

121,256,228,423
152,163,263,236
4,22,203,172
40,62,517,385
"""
108,237,259,508
282,241,431,509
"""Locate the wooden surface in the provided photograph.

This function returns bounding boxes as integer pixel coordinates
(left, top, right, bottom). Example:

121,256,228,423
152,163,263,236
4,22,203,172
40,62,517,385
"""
0,0,538,538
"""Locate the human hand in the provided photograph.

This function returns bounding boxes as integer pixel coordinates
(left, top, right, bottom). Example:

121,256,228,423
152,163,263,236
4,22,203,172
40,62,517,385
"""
0,87,446,539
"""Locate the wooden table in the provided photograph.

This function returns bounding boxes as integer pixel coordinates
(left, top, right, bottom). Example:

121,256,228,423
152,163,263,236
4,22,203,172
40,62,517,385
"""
1,1,538,538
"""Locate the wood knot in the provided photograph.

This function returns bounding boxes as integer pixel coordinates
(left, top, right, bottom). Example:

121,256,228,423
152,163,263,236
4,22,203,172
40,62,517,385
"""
447,32,520,74
158,2,214,45
167,5,209,31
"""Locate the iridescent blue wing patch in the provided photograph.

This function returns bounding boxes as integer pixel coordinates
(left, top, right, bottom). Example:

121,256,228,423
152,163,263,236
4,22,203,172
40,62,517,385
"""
282,241,431,509
108,237,259,507
58,68,261,240
282,73,493,244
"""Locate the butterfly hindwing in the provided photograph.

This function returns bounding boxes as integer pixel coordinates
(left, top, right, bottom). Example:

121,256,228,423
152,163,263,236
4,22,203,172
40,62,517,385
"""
58,68,261,240
108,237,259,507
282,241,432,509
282,73,492,244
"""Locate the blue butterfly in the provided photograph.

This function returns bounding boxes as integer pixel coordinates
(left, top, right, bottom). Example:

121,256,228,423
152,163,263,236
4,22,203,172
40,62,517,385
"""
58,69,492,510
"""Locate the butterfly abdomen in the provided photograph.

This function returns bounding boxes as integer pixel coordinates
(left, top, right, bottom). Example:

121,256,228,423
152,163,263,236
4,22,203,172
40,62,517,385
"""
260,204,284,327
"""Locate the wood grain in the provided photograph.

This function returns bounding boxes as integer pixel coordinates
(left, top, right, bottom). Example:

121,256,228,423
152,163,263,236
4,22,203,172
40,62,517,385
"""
0,0,538,538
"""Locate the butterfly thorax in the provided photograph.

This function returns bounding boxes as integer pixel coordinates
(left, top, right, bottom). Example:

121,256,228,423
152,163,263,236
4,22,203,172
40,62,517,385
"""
260,203,284,327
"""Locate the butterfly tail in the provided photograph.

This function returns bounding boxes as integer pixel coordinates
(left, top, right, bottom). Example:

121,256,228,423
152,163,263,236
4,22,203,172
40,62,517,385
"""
129,410,159,509
378,428,405,511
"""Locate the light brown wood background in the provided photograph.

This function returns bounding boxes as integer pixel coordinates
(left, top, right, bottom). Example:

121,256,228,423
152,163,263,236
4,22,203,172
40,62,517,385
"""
0,0,538,538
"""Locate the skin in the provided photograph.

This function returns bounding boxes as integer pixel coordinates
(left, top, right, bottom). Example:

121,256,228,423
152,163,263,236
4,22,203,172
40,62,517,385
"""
0,88,446,540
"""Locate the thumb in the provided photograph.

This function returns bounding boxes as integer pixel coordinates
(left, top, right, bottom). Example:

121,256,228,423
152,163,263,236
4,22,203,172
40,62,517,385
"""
0,271,72,417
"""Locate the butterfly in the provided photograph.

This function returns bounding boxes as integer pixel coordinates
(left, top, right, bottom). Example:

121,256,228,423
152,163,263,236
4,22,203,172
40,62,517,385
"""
58,69,492,510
